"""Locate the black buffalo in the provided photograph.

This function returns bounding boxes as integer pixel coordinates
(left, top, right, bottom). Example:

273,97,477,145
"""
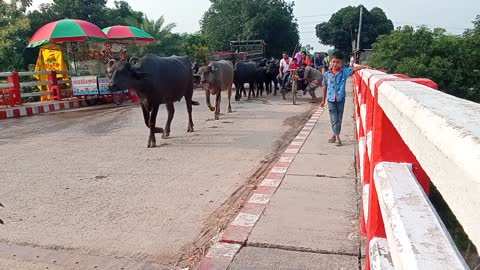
107,54,199,148
234,61,257,101
256,66,270,96
266,59,280,95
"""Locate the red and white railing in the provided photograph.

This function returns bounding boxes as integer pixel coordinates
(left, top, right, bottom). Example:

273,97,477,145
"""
353,68,479,269
0,71,71,107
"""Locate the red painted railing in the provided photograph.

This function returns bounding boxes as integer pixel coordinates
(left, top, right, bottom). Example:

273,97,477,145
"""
353,67,478,269
0,70,71,107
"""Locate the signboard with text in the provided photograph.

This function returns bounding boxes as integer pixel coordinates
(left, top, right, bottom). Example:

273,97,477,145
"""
71,76,99,96
97,76,110,95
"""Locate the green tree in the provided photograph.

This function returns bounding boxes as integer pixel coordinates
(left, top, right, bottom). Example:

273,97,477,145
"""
179,32,210,64
301,44,314,55
368,19,480,102
315,5,393,55
50,0,109,28
201,0,299,57
129,16,182,57
0,0,32,71
105,1,144,26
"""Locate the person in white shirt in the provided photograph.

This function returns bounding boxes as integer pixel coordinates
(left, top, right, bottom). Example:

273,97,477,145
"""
277,52,292,92
350,54,355,67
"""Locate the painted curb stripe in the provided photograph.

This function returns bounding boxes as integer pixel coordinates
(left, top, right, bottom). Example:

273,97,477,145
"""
199,107,326,269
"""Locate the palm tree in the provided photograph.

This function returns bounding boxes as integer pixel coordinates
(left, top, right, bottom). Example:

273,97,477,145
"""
130,15,182,57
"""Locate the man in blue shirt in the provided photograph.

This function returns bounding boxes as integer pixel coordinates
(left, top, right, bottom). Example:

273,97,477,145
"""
314,52,325,72
321,51,370,146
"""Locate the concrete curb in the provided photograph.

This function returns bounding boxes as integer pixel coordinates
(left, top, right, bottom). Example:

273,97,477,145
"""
0,100,88,120
197,106,325,270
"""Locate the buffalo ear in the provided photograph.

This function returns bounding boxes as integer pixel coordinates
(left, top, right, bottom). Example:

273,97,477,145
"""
107,59,115,69
209,64,218,71
129,57,140,66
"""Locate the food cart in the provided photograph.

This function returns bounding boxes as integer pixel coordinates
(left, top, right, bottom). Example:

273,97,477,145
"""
28,20,154,104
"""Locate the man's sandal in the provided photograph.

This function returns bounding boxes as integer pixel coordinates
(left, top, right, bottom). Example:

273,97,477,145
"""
328,137,336,143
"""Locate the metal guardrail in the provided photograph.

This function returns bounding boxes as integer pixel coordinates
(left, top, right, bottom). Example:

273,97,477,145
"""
0,72,12,77
21,91,52,98
20,81,53,87
0,83,13,89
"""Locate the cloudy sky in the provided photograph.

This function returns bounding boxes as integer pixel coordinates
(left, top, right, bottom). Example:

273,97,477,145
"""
32,0,480,52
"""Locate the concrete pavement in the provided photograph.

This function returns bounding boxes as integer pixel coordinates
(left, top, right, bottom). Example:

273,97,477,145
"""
0,90,317,269
200,79,364,270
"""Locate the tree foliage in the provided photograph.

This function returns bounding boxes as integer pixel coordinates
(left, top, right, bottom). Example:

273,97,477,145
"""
201,0,299,57
179,32,210,64
49,0,108,28
0,0,32,70
129,16,182,57
316,5,393,55
369,18,480,102
105,0,143,27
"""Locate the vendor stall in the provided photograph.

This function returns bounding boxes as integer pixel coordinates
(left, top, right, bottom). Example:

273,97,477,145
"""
28,20,154,104
28,19,109,100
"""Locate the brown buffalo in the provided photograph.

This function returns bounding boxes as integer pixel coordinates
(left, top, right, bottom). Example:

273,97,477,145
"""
198,60,234,120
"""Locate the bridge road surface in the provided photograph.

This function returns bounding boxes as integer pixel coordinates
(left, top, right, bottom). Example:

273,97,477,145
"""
0,90,316,269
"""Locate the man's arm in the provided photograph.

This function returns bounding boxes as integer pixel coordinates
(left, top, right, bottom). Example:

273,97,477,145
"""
320,84,327,107
353,65,370,72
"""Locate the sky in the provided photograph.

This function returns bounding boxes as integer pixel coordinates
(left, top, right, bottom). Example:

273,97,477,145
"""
32,0,480,52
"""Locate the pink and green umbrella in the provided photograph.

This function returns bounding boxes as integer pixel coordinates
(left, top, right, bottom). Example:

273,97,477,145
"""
102,25,155,45
27,19,108,48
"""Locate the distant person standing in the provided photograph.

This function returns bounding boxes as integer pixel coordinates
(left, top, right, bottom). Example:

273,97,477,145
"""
277,52,292,92
321,51,370,146
305,54,314,67
314,52,324,72
349,54,355,67
324,53,330,69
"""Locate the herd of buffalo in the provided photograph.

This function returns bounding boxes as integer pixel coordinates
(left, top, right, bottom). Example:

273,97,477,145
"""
107,54,282,148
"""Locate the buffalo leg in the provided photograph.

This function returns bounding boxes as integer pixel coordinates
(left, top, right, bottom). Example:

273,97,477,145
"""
142,102,163,134
215,92,221,120
234,83,241,101
205,90,215,111
163,102,175,139
248,82,255,99
227,86,233,113
185,96,194,132
147,104,160,148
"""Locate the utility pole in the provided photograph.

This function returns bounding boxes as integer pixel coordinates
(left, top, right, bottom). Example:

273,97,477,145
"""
356,6,363,51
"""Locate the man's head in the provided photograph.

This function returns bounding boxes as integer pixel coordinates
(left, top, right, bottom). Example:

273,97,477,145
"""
330,51,344,71
291,58,298,64
316,52,321,57
282,52,289,59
